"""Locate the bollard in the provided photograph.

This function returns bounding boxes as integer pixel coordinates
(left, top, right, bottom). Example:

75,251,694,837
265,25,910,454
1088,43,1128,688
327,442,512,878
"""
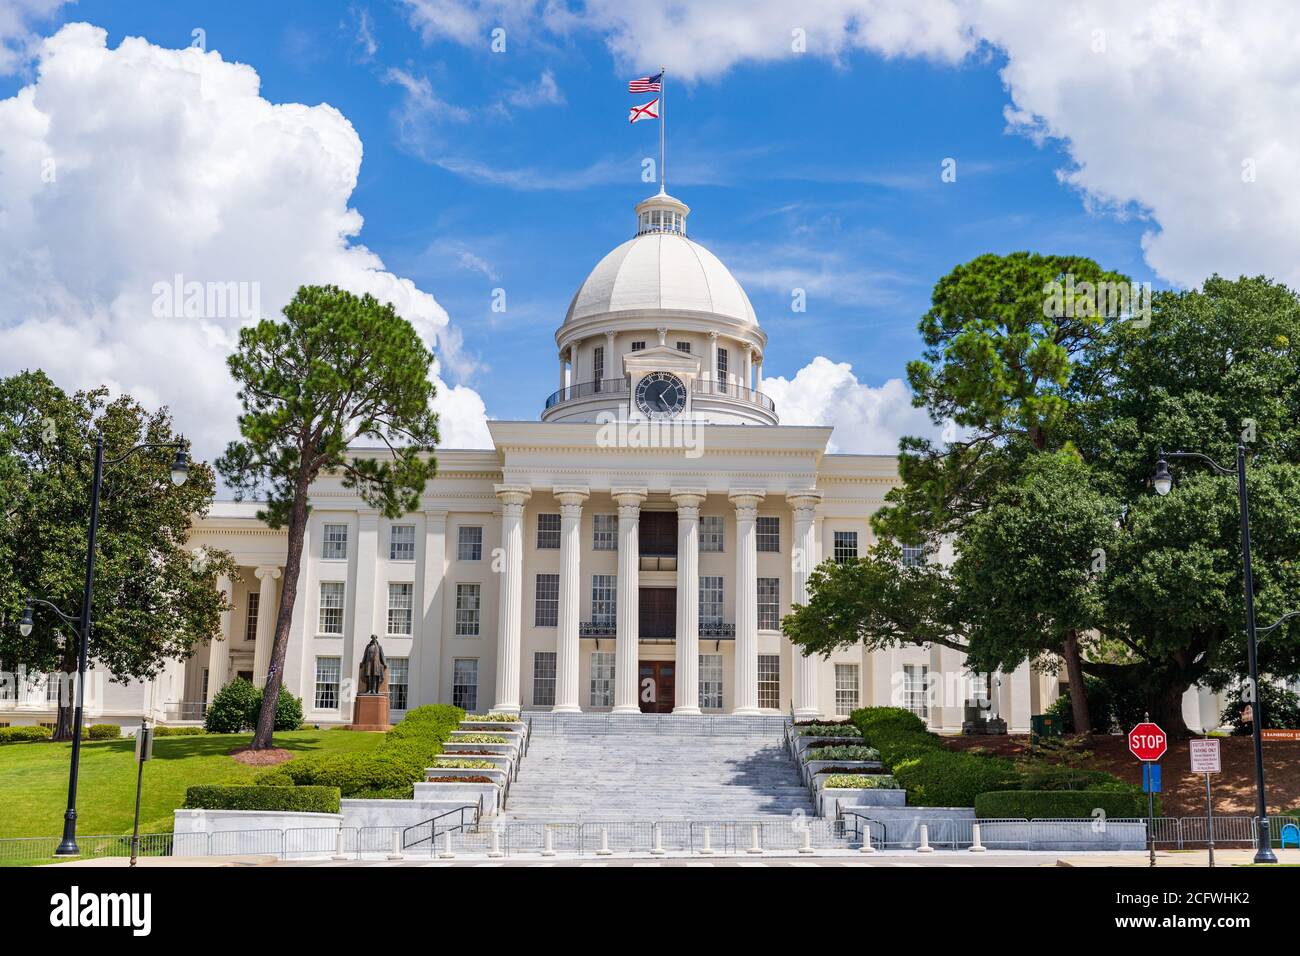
698,826,714,856
650,823,666,856
746,824,763,855
331,828,348,861
438,830,456,860
488,828,504,859
860,828,876,854
541,827,556,858
596,827,613,856
969,823,986,853
916,823,934,854
798,826,815,855
387,831,404,861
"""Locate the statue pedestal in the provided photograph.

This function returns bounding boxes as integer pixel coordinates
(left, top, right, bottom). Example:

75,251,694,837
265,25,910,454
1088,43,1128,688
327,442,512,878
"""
351,693,391,731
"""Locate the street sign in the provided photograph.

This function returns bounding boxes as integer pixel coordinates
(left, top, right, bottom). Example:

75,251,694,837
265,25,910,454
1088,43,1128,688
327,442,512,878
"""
134,726,153,762
1189,737,1221,774
1142,763,1162,793
1128,722,1168,762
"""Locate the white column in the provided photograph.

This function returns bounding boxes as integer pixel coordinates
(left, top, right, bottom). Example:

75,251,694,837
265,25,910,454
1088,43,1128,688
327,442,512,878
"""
730,490,765,714
251,566,281,687
742,348,753,392
554,487,588,713
612,487,647,714
708,331,718,386
756,358,763,392
604,330,616,385
207,574,233,703
672,489,706,715
787,490,823,718
419,511,448,709
1009,661,1032,733
559,349,567,393
493,485,531,715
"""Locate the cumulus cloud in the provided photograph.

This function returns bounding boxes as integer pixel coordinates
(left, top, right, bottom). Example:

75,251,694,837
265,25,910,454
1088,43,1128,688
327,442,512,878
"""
762,358,940,454
0,0,68,74
0,23,492,465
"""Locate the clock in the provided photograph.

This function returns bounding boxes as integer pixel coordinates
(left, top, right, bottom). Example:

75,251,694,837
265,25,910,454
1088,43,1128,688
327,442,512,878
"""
635,371,688,419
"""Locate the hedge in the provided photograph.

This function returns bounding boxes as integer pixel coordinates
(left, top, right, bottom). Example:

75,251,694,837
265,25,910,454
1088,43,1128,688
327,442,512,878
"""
183,784,340,814
255,704,464,798
204,678,303,734
974,788,1155,819
0,725,52,743
154,726,206,737
87,724,121,740
891,749,1023,807
806,745,880,762
822,774,900,789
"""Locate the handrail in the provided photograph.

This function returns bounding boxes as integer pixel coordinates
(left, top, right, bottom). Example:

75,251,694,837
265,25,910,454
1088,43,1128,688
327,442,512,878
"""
543,376,776,414
544,377,630,409
401,802,480,848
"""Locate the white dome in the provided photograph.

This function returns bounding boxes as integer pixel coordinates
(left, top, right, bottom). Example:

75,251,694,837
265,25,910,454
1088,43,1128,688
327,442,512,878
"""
564,232,758,326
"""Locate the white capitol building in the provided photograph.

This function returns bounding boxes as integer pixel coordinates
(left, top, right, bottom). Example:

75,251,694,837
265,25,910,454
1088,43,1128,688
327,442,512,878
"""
10,189,1099,732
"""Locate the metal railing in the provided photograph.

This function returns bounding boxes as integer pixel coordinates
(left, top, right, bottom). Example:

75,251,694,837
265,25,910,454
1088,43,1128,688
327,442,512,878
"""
162,700,207,721
543,376,776,415
691,378,776,412
544,377,630,410
519,712,791,736
402,802,481,849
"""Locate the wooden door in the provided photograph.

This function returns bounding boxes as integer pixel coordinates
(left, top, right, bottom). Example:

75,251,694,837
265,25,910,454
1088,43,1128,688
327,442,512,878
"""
638,661,675,713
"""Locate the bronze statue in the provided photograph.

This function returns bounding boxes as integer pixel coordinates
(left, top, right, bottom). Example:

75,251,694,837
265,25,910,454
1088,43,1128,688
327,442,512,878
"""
359,635,387,695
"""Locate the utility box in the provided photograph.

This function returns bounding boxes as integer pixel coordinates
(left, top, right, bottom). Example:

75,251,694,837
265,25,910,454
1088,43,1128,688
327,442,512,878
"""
1030,714,1062,744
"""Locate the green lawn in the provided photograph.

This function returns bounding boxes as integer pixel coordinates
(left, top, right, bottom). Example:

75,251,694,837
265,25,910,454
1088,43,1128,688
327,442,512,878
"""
0,730,383,838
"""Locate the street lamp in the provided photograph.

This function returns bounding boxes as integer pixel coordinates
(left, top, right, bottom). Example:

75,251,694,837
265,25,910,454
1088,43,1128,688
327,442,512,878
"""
21,433,189,858
1152,445,1277,864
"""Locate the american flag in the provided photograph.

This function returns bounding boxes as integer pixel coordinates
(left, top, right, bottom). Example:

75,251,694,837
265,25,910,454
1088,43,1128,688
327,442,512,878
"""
628,71,663,93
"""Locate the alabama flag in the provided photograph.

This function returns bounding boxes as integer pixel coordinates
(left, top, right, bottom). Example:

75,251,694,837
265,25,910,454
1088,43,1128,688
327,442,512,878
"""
628,97,659,124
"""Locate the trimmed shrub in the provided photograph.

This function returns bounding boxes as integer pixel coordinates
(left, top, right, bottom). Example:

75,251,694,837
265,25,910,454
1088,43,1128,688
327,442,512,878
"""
892,750,1022,807
806,745,880,762
205,678,261,733
87,724,121,740
974,788,1154,819
822,774,899,789
154,726,206,737
183,784,340,814
797,724,862,737
204,678,304,733
0,725,53,743
253,768,294,787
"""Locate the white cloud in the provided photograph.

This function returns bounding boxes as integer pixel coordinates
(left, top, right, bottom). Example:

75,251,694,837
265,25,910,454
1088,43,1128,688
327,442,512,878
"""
0,23,493,466
0,0,69,74
503,69,564,108
763,357,939,454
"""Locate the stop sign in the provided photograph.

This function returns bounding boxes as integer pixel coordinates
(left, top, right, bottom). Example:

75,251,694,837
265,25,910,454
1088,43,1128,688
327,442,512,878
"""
1128,722,1168,761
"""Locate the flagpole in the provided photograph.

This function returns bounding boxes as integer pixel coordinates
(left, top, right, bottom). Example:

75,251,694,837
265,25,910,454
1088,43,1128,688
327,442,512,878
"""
660,66,666,193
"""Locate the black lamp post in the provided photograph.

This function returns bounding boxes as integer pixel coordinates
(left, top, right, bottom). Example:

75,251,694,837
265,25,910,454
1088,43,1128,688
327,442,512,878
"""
1152,445,1277,864
20,434,189,857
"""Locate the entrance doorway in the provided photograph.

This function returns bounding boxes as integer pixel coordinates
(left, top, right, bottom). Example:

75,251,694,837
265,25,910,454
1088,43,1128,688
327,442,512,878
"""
638,661,675,713
639,586,676,639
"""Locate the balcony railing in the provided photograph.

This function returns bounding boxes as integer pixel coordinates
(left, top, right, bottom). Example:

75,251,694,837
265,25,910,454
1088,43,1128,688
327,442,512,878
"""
578,622,736,641
543,377,775,414
163,700,207,722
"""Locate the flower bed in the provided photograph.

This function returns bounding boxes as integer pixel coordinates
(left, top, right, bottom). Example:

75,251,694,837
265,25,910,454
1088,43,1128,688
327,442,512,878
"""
797,724,863,737
433,758,497,770
821,774,899,790
427,775,494,784
465,713,519,722
805,745,880,762
449,732,512,745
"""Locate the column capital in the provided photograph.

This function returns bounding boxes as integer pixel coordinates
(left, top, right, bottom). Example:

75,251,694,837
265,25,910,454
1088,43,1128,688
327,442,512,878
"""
494,483,532,509
708,329,719,340
254,565,281,581
553,485,590,508
670,487,707,510
786,488,824,512
612,486,648,506
728,489,766,510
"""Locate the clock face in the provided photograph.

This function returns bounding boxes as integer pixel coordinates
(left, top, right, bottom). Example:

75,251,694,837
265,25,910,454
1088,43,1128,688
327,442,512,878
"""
635,371,688,419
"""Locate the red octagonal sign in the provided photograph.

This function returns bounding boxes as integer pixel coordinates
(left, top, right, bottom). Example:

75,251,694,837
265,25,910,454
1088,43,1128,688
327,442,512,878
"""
1128,722,1168,762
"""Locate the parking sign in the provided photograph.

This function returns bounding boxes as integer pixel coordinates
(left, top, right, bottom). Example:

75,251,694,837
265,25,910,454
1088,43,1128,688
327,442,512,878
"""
1190,737,1221,774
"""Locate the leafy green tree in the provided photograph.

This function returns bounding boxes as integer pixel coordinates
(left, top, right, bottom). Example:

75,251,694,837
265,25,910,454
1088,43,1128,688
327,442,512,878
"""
218,285,439,750
0,370,234,739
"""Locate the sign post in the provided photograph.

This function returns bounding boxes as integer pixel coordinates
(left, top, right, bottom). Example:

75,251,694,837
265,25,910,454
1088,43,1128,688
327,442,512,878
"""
130,719,154,867
1129,721,1168,867
1190,737,1222,867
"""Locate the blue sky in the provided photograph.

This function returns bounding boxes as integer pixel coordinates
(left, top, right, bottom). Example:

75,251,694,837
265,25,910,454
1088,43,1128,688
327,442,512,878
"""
0,1,1209,453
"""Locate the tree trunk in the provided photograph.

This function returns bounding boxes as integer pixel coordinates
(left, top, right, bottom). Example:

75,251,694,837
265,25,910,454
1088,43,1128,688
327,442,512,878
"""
1148,679,1192,740
250,483,310,750
1061,631,1091,737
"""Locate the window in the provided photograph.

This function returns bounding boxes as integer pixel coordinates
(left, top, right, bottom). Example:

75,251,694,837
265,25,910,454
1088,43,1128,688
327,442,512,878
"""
388,657,409,711
700,654,723,709
536,513,561,549
699,576,724,627
390,524,416,561
676,341,691,353
757,577,780,630
631,341,646,351
534,573,559,627
592,513,618,550
717,347,729,392
314,657,341,709
244,591,260,642
835,664,860,716
455,584,481,637
900,543,925,568
593,345,605,387
318,582,345,635
457,526,483,562
452,659,478,712
201,668,210,701
757,655,780,709
533,652,556,707
903,664,929,718
387,582,413,635
756,516,780,552
46,672,62,703
590,652,615,707
833,531,859,564
700,515,724,552
322,523,348,560
591,574,617,625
